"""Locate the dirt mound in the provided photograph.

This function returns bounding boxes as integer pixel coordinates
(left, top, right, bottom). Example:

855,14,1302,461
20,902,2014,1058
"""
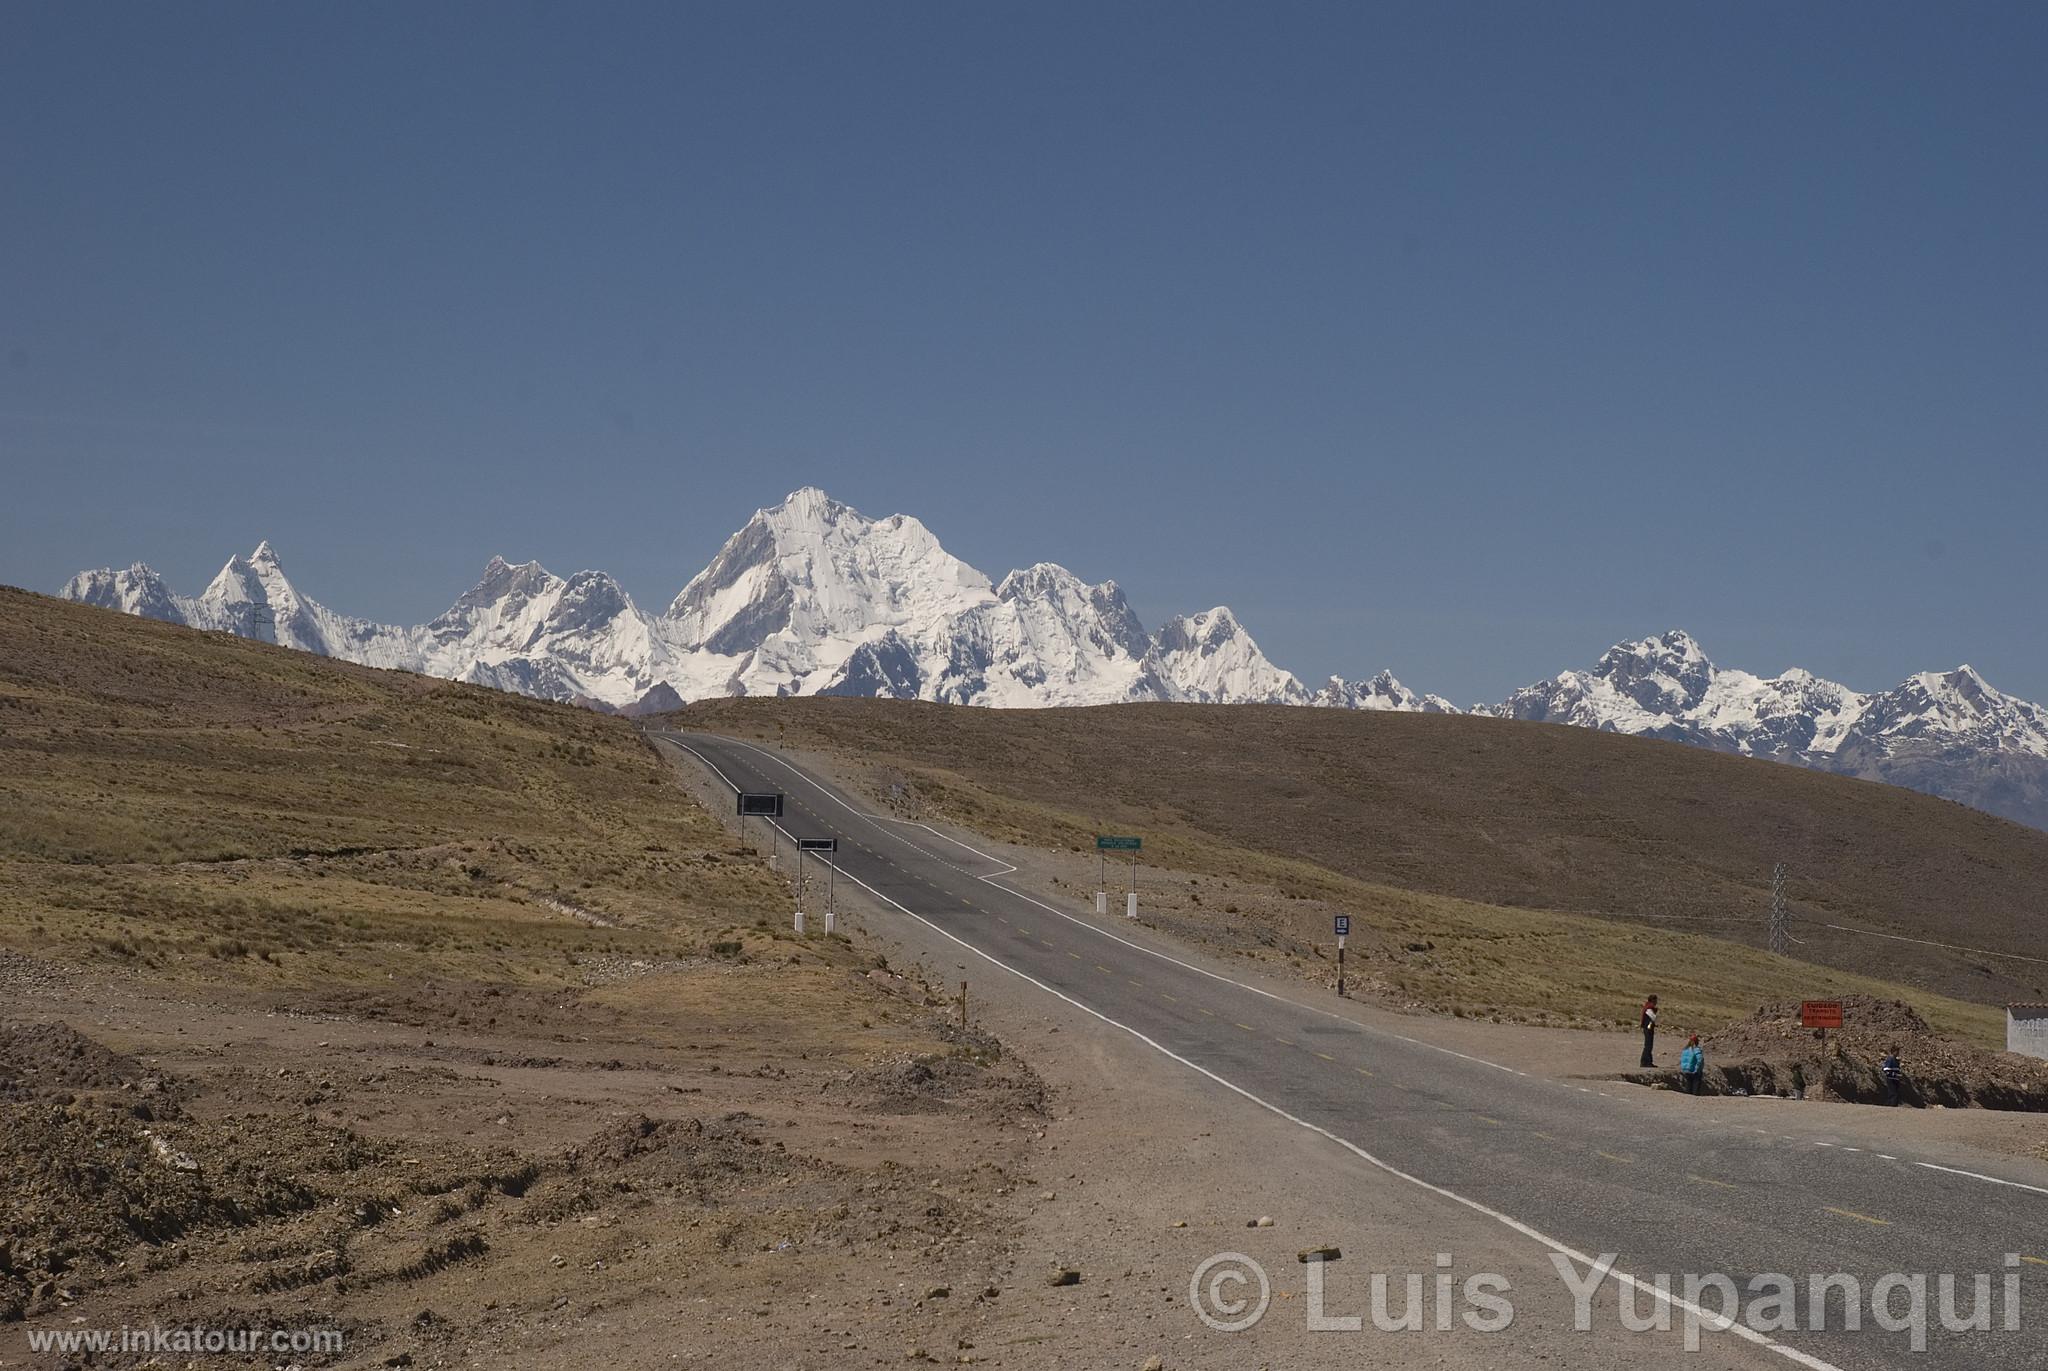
1745,995,1931,1037
0,1022,408,1322
0,1020,153,1091
837,1037,1048,1120
1682,996,2048,1110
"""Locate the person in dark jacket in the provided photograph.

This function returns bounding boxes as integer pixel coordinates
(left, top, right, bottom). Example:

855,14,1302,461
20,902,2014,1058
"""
1640,995,1660,1068
1881,1047,1905,1106
1679,1035,1705,1095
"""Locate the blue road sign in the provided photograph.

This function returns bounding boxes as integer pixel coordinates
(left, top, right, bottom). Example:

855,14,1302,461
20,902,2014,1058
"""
1334,915,1351,936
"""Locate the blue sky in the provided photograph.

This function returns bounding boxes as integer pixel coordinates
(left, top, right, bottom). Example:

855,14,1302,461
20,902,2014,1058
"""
4,2,2043,705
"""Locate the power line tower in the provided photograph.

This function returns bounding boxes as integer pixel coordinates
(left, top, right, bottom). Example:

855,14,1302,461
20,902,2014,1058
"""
1769,862,1789,957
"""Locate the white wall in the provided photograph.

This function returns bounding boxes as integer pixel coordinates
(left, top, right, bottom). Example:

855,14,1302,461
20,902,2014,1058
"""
2009,1007,2048,1062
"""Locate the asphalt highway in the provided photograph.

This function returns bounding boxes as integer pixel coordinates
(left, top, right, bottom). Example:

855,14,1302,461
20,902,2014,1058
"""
653,728,2048,1370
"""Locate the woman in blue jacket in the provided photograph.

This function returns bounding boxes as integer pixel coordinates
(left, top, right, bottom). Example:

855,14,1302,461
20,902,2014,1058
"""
1679,1035,1705,1095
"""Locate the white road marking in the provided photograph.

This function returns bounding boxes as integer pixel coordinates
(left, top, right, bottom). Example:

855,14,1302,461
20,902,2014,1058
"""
710,736,1537,1080
662,731,2048,1217
663,733,1845,1371
1913,1161,2048,1198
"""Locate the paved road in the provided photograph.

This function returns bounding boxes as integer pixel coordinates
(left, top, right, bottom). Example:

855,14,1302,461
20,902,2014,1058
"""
654,728,2048,1370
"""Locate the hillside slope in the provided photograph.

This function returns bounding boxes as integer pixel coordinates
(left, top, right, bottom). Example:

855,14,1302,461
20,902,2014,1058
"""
679,697,2048,1009
0,589,1052,1358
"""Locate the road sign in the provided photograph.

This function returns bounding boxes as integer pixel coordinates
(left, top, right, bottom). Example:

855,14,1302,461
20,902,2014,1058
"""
798,837,838,853
1334,915,1351,937
737,792,784,817
1800,1000,1844,1030
1096,835,1141,852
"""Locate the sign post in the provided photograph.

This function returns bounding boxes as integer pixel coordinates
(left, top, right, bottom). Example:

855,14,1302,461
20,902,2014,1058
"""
798,838,838,934
1334,915,1351,997
1096,836,1141,918
738,793,784,869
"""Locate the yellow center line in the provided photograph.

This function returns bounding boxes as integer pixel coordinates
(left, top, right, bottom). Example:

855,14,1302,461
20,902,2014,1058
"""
1068,952,1082,961
1355,1067,1374,1078
1126,979,1144,988
1532,1131,1558,1143
1595,1151,1635,1165
996,916,1008,924
1688,1174,1738,1191
1094,964,1112,974
1473,1115,1503,1127
1234,1023,1257,1033
1198,1007,1217,1017
2021,1256,2048,1267
1823,1207,1889,1227
1315,1052,1337,1062
1273,1038,1296,1047
1160,992,1179,1003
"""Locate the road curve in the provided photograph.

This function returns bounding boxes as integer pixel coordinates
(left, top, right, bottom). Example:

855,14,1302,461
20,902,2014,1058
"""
654,728,2047,1371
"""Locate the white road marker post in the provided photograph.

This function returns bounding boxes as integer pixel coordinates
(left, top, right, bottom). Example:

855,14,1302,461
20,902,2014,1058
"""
1335,915,1351,997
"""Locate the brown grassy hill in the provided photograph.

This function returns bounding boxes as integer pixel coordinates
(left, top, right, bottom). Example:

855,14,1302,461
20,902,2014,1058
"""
0,589,1053,1359
679,697,2048,1009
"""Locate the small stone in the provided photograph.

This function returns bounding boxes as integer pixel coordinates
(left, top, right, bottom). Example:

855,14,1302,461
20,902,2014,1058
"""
1142,1358,1164,1371
1046,1267,1081,1288
1170,1220,1187,1228
1297,1245,1342,1263
1255,1216,1274,1228
925,1285,951,1300
1040,1191,1056,1201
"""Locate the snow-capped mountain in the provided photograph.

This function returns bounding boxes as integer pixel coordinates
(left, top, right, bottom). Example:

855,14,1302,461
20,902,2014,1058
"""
61,542,416,668
54,490,2048,830
1490,630,2048,829
57,489,1308,714
1151,607,1308,705
420,558,677,708
1311,670,1458,714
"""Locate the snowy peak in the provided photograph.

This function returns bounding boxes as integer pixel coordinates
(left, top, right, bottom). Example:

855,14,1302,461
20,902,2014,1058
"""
1853,665,2048,760
665,488,996,693
61,563,183,623
1152,607,1306,705
1313,669,1459,714
1589,629,1718,716
1499,628,1864,753
996,564,1152,663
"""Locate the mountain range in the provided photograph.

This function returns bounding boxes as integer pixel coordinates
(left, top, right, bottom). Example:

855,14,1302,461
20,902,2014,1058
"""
57,486,2048,831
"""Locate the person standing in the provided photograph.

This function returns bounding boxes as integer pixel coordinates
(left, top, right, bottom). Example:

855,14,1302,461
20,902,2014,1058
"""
1679,1035,1705,1095
1640,995,1660,1068
1881,1047,1905,1106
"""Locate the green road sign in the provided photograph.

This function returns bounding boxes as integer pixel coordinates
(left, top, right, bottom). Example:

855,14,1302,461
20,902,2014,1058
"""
1096,835,1141,852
